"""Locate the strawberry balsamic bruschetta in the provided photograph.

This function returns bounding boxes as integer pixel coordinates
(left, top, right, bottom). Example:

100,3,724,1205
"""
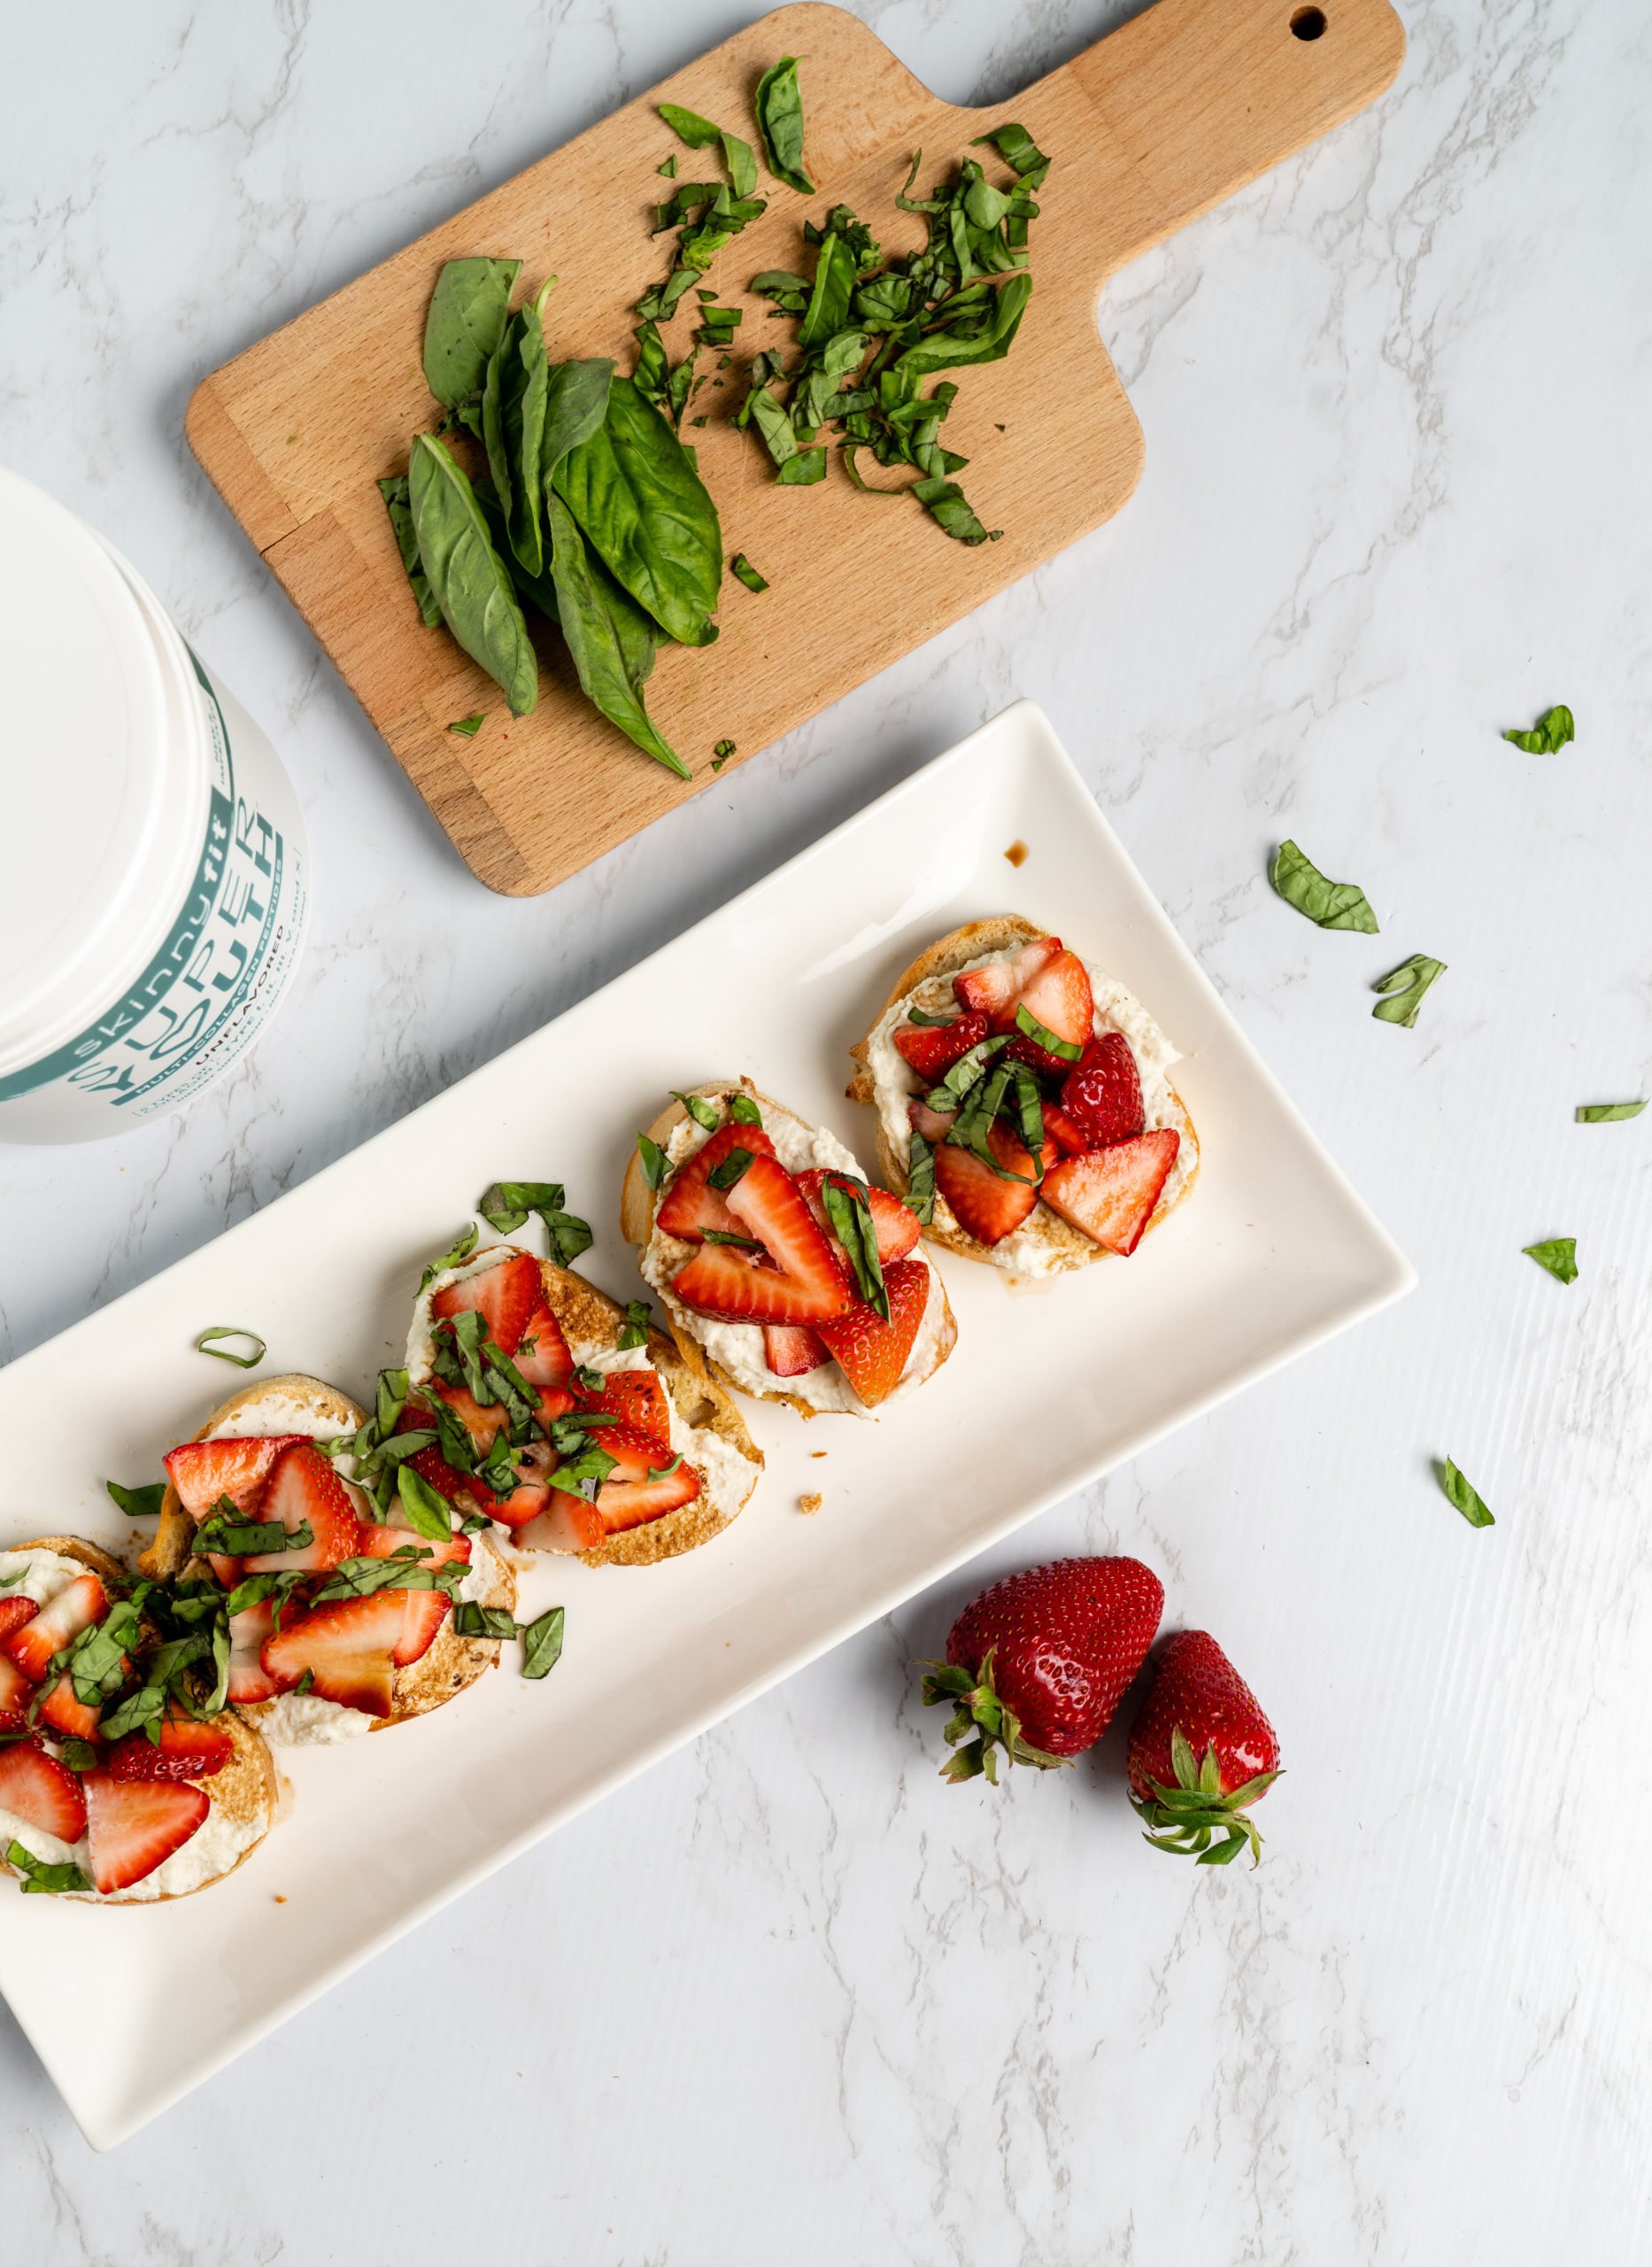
401,1243,763,1566
621,1081,957,1418
144,1373,516,1745
848,917,1199,1277
0,1535,279,1901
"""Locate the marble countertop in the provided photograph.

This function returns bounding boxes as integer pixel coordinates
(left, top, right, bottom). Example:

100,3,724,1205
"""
4,0,1649,2255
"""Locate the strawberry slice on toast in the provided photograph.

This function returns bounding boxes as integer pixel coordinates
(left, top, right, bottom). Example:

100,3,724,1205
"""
793,1168,922,1270
259,1591,409,1718
1060,1032,1146,1149
655,1121,779,1243
83,1771,210,1894
35,1669,107,1742
953,934,1061,1019
813,1257,930,1407
892,1010,991,1082
239,1441,363,1574
227,1599,281,1704
575,1368,673,1454
1040,1129,1181,1256
163,1434,307,1521
764,1323,830,1376
1,1571,107,1684
593,1425,702,1535
0,1652,35,1733
107,1713,234,1783
931,1124,1040,1247
429,1250,542,1358
358,1523,471,1666
0,1738,87,1845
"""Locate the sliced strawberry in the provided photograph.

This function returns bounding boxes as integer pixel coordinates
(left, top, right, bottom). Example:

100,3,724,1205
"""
814,1257,930,1407
164,1434,306,1520
1040,1129,1179,1256
260,1592,407,1717
227,1599,280,1703
576,1369,672,1454
514,1301,575,1389
594,1425,701,1535
35,1670,105,1742
932,1124,1040,1247
673,1242,845,1327
908,1098,957,1145
655,1121,778,1242
514,1492,607,1552
725,1157,852,1313
953,935,1061,1019
1040,1103,1092,1157
357,1521,469,1660
1061,1031,1145,1149
389,1590,450,1667
0,1653,36,1732
892,1010,991,1081
0,1738,87,1844
0,1597,39,1651
430,1250,542,1357
1006,946,1093,1048
83,1772,209,1894
2,1572,107,1684
107,1713,233,1783
765,1323,830,1376
240,1441,363,1574
793,1168,922,1269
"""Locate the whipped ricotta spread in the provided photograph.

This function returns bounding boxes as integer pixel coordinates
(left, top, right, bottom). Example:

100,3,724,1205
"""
638,1095,946,1415
0,1545,96,1613
865,948,1197,1280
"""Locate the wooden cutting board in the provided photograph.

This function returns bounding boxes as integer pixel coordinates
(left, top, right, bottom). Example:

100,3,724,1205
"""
187,0,1402,895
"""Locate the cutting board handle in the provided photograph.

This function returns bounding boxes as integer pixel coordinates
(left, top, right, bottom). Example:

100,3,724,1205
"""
1037,0,1405,273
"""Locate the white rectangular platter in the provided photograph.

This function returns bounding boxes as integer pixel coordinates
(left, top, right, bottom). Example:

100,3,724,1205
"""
0,700,1411,2147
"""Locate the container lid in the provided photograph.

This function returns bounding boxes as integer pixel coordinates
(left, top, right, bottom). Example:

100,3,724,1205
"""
0,466,209,1076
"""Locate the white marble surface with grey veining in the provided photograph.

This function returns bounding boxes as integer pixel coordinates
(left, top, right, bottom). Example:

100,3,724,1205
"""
3,0,1650,2256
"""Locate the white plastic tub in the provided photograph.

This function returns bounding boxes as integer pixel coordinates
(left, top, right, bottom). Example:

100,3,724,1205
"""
0,466,309,1142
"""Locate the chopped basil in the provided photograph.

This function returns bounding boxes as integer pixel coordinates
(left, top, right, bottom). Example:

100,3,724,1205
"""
821,1175,889,1319
55,1737,100,1775
648,1454,684,1481
1268,840,1378,932
706,1145,753,1190
397,1463,457,1541
196,1326,266,1370
730,553,768,592
478,1180,594,1268
711,739,736,768
1014,1002,1081,1061
1502,704,1574,754
447,714,484,737
453,1603,518,1642
575,1365,606,1393
728,1094,763,1126
753,56,813,194
294,1667,315,1696
1371,955,1446,1027
421,1223,480,1292
673,1091,722,1131
702,1229,764,1249
312,1551,461,1605
194,1510,312,1559
521,1605,566,1681
636,1132,668,1190
7,1840,90,1896
905,1005,957,1028
616,1298,652,1350
1005,1060,1046,1171
925,1033,1009,1111
1439,1458,1494,1529
1576,1100,1646,1123
1523,1237,1578,1285
106,1480,166,1520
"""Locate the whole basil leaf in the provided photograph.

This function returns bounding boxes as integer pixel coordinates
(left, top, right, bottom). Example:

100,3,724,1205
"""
1269,839,1378,932
540,357,614,484
482,282,556,580
377,475,441,626
422,258,521,411
755,56,814,194
553,377,722,648
546,492,690,778
408,435,539,716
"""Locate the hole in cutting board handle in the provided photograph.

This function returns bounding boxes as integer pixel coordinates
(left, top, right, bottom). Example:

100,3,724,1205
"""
1290,6,1328,35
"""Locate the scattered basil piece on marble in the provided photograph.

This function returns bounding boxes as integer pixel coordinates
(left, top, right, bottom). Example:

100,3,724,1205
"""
1269,840,1379,932
616,1299,653,1350
1371,955,1446,1027
730,553,768,592
196,1327,266,1370
674,1091,722,1130
1439,1459,1494,1529
1502,704,1574,754
521,1605,566,1680
106,1480,166,1520
637,1134,668,1190
422,257,521,411
905,1132,937,1225
478,1180,593,1268
754,57,814,194
1576,1099,1646,1123
1523,1237,1578,1285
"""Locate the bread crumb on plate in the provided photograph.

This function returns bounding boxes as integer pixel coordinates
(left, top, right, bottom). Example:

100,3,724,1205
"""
798,1492,823,1516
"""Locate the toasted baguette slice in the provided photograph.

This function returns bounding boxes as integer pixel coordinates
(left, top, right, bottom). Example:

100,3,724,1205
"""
523,1257,763,1565
142,1373,515,1740
847,916,1200,1274
619,1078,958,1420
0,1535,281,1903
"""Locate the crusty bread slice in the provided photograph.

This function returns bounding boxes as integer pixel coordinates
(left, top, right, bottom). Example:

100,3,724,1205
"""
141,1373,515,1737
618,1079,959,1419
846,915,1201,1273
529,1259,762,1567
0,1534,281,1903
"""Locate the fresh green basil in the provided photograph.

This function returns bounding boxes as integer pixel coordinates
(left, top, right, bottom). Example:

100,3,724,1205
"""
422,258,521,411
894,271,1031,382
521,1605,566,1679
478,1180,594,1267
106,1480,166,1520
378,475,442,626
711,739,735,768
912,476,1000,545
1502,703,1574,754
1576,1100,1646,1122
553,377,722,648
657,103,758,200
1269,839,1379,932
706,1146,753,1190
659,155,678,178
484,282,560,578
447,714,484,737
1523,1236,1578,1284
616,1299,653,1350
8,1840,90,1896
1012,1006,1080,1064
972,123,1050,190
196,1326,266,1369
673,1091,722,1130
397,1464,457,1542
637,1133,668,1190
408,435,538,716
799,229,857,349
540,357,615,480
421,1223,480,1293
905,1132,937,1225
777,448,828,484
1371,955,1446,1027
821,1176,889,1319
194,1510,312,1559
453,1603,518,1642
1439,1458,1494,1528
545,493,690,779
728,1095,762,1126
926,1033,1010,1110
648,1454,684,1482
754,57,814,194
730,553,768,592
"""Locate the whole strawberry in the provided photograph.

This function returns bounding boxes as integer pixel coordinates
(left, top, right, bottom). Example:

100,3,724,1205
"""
922,1556,1163,1783
1126,1631,1281,1865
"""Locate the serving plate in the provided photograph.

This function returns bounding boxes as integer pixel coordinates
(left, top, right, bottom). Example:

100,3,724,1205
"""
0,700,1410,2146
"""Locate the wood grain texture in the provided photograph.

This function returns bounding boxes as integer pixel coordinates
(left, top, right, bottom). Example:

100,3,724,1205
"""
187,0,1403,894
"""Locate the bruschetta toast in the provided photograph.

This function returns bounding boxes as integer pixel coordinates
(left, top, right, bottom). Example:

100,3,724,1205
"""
847,917,1200,1278
404,1245,763,1566
0,1535,280,1901
621,1080,958,1419
146,1373,516,1745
